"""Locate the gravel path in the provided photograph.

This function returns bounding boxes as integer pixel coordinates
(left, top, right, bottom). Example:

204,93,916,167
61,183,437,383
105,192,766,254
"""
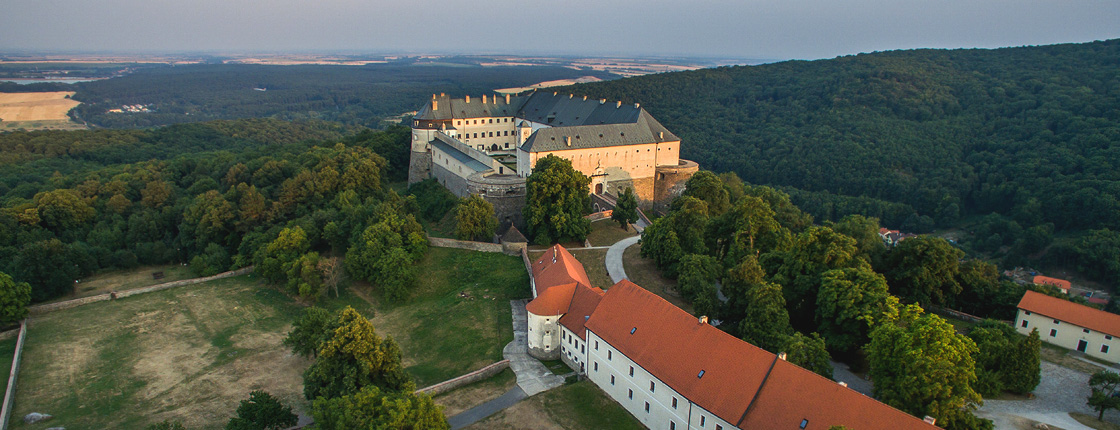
977,361,1120,429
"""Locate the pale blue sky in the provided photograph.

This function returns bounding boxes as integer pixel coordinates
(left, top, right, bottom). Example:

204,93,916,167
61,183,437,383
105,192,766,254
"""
2,0,1118,60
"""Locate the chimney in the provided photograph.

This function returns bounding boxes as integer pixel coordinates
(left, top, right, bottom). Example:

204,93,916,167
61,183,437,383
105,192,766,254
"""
432,94,436,100
583,95,588,101
600,98,606,104
505,94,510,104
569,94,574,99
635,103,640,108
777,352,787,361
698,316,709,324
658,131,663,139
482,94,487,104
923,417,937,425
565,136,571,147
465,95,471,103
616,101,622,108
553,91,558,96
838,382,847,387
440,92,445,97
432,100,438,111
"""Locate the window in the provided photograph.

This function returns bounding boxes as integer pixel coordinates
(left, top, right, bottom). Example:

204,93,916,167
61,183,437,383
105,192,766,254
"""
1050,329,1057,337
800,419,809,429
1025,311,1032,315
595,341,599,350
1085,329,1092,334
1108,335,1114,340
644,402,649,412
672,397,678,409
611,375,615,385
670,422,676,430
1021,320,1028,328
1054,319,1060,324
628,389,633,400
698,370,705,378
716,425,723,430
608,351,612,360
594,362,598,372
700,416,706,426
1104,345,1110,354
650,381,655,392
629,366,634,377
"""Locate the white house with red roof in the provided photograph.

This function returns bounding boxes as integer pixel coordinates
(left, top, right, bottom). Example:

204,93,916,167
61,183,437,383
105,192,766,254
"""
523,244,939,429
1017,290,1120,363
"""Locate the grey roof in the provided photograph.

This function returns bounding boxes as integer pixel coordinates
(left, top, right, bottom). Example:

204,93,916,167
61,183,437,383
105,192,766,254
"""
521,110,680,152
501,225,528,243
430,138,492,173
415,94,526,120
516,92,642,126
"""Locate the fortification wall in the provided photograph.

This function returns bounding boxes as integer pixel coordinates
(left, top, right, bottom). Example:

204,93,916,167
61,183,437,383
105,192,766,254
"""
428,237,504,253
653,159,699,213
468,173,528,232
408,150,432,184
415,360,510,396
605,176,657,209
431,162,470,197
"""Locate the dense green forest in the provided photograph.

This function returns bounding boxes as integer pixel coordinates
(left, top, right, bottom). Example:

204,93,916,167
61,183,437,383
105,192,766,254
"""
0,119,429,302
554,39,1120,283
55,64,614,128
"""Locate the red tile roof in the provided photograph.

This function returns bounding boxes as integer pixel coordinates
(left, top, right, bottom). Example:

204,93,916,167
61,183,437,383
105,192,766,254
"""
558,285,605,340
532,244,592,297
1018,290,1120,337
1033,275,1071,291
586,280,937,430
526,282,578,316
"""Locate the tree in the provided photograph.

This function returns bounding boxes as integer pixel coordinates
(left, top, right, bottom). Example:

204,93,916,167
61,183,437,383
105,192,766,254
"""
784,332,833,379
816,267,898,353
454,194,497,241
868,305,984,427
523,155,591,244
882,236,964,306
345,216,423,302
611,187,639,230
14,238,80,301
765,225,865,328
681,170,730,216
287,252,324,300
226,390,298,430
1088,370,1120,420
256,226,310,284
284,307,336,358
318,257,345,298
830,214,886,263
1005,328,1041,395
34,189,95,231
303,307,412,400
0,272,31,326
738,281,793,353
310,385,448,430
676,254,722,318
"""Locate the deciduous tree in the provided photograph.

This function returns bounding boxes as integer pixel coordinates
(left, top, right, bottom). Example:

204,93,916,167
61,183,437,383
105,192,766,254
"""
739,281,793,353
523,155,591,245
784,332,833,379
454,194,497,241
310,385,447,430
303,307,412,400
882,236,964,306
0,272,31,326
1088,370,1120,420
225,390,298,430
611,187,639,230
284,307,336,358
816,267,897,353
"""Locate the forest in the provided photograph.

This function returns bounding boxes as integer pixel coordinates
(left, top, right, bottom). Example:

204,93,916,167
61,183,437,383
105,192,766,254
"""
53,63,615,128
554,39,1120,284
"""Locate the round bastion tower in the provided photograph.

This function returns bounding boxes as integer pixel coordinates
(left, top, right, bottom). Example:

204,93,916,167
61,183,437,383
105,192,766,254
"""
408,96,444,184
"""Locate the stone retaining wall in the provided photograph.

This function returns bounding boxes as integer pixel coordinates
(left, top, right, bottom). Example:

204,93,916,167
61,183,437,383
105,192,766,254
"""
0,320,27,430
428,237,504,253
415,360,510,396
29,267,255,315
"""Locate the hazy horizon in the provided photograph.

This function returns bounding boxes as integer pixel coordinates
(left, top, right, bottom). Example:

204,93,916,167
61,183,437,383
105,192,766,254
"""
2,0,1119,61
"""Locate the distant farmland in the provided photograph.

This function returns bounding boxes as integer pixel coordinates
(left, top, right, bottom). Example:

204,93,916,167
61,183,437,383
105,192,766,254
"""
0,91,84,130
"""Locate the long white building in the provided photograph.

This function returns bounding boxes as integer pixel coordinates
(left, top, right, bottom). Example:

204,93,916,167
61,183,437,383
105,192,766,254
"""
525,244,940,430
1017,290,1120,363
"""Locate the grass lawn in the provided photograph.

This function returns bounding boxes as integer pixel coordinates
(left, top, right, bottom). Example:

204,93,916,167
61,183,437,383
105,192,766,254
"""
0,336,17,394
1072,412,1120,430
367,247,530,387
1039,342,1107,374
622,245,692,315
468,380,642,430
423,211,458,239
11,274,314,430
47,264,195,303
433,368,517,416
585,219,637,247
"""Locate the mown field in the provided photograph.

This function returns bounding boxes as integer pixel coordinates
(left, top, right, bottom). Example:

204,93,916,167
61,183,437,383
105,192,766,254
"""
11,246,530,429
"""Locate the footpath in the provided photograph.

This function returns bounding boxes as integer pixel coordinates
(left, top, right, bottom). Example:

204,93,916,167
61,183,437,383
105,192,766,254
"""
446,299,564,429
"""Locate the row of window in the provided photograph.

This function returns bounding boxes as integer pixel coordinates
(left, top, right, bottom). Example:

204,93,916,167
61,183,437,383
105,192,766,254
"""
463,130,513,139
456,118,510,126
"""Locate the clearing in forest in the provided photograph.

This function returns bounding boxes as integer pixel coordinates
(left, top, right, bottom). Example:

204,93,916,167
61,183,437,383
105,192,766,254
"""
0,92,80,121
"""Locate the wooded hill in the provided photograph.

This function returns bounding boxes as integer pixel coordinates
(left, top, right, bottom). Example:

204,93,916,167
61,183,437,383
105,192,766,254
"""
553,39,1120,283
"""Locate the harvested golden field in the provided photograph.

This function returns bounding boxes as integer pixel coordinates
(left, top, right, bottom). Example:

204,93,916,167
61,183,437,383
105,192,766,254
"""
0,91,81,122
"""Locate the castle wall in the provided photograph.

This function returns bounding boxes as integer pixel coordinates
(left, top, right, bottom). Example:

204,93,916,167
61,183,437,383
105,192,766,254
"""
431,162,470,197
408,150,432,184
467,173,528,232
653,159,700,213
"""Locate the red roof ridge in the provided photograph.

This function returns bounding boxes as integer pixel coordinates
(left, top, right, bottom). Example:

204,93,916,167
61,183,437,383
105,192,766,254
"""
532,244,592,296
1018,290,1120,337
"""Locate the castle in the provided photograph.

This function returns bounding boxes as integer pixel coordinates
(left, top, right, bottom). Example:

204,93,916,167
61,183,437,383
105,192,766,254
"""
408,92,698,228
526,244,940,430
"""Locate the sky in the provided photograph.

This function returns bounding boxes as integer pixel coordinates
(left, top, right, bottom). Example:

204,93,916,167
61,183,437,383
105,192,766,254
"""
2,0,1119,60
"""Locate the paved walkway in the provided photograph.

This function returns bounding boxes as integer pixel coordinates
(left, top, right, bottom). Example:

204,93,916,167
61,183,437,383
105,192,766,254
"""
606,235,641,284
446,300,564,429
978,361,1120,430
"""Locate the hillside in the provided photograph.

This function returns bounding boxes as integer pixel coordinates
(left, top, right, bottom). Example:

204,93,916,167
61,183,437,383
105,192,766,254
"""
555,40,1120,233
